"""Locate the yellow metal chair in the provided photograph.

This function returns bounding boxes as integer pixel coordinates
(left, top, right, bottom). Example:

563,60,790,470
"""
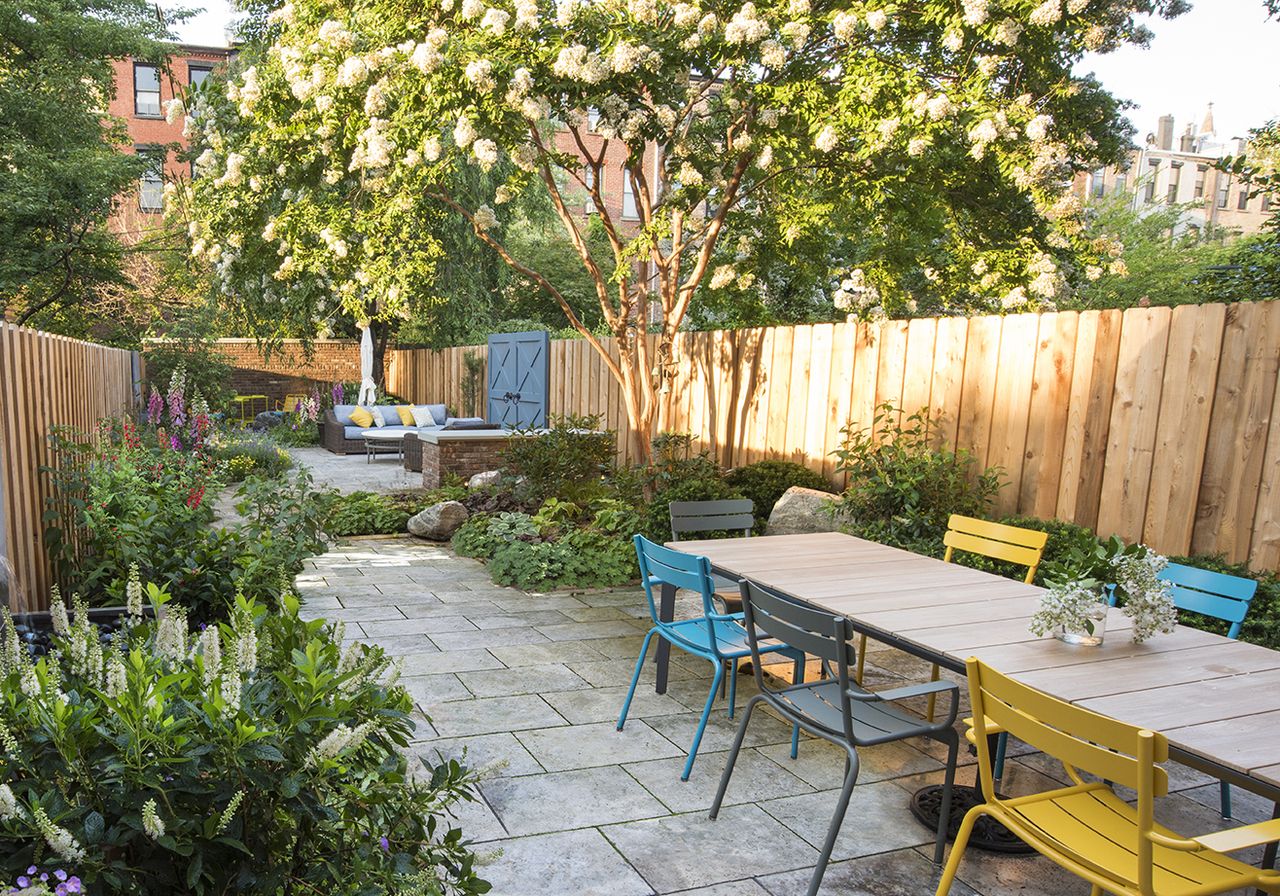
855,515,1048,718
937,658,1280,896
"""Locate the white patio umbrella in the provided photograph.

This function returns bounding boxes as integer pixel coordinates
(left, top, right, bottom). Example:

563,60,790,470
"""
356,322,377,406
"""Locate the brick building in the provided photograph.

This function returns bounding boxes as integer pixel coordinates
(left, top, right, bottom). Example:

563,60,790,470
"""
1073,110,1275,236
107,45,236,243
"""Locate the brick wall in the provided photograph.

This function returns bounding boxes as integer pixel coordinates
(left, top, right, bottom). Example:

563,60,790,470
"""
209,339,389,408
422,438,508,489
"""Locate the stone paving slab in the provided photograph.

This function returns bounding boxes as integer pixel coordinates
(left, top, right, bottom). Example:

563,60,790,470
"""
302,536,1274,896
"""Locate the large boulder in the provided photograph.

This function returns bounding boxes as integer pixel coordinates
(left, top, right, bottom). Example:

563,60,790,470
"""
468,469,503,489
408,501,470,540
251,411,283,431
766,487,843,536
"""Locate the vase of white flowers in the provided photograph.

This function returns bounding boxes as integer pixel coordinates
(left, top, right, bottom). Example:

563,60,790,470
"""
1032,535,1178,646
1030,580,1110,646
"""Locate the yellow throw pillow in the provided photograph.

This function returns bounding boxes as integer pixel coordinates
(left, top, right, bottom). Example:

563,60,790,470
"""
397,405,415,425
349,406,374,428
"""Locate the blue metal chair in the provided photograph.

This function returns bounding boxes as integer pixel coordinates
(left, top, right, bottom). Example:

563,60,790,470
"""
711,579,960,896
617,535,804,781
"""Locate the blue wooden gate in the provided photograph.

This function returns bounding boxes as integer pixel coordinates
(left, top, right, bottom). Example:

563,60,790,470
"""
486,330,550,428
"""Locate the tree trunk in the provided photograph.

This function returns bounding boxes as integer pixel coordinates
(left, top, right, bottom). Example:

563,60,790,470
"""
370,320,390,392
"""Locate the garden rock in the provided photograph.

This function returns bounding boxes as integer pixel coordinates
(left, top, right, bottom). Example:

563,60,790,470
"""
408,501,470,540
251,411,282,432
468,470,502,489
766,487,842,536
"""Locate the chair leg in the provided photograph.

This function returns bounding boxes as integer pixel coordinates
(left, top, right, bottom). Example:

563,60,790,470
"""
993,732,1009,781
790,655,804,760
616,629,657,731
804,747,861,896
926,663,941,721
933,732,960,865
935,805,985,896
728,660,738,719
710,694,762,819
1219,781,1232,819
682,661,725,781
1089,887,1102,896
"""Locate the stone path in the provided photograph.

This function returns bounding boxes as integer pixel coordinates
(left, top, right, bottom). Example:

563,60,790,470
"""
289,445,421,494
297,536,1274,896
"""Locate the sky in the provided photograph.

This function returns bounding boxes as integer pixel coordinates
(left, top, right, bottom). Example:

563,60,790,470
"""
167,0,1280,139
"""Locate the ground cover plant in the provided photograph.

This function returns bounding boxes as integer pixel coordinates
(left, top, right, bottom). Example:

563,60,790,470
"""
325,488,468,537
0,579,488,894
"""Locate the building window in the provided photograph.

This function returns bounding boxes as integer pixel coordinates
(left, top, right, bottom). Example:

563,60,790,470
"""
1091,168,1106,199
137,147,164,212
1217,179,1230,209
1237,190,1249,211
1194,164,1207,199
188,64,213,87
134,63,161,117
1167,162,1181,204
1143,160,1158,204
1264,195,1273,213
622,168,639,219
587,107,600,132
1114,171,1126,194
583,164,598,214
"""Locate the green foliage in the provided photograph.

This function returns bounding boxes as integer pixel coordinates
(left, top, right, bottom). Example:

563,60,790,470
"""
0,0,171,328
324,491,411,537
460,350,486,418
642,478,746,544
450,513,499,559
0,589,488,894
213,436,294,481
1167,554,1280,651
724,460,835,532
488,529,636,591
143,306,235,409
832,404,1003,546
502,415,616,503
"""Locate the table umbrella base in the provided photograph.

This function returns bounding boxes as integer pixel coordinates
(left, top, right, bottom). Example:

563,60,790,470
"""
910,785,1037,855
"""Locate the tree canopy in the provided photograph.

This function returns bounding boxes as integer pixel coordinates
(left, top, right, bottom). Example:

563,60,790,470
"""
0,0,173,331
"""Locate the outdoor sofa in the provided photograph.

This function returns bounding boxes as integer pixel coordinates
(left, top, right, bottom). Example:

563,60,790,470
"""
321,404,486,454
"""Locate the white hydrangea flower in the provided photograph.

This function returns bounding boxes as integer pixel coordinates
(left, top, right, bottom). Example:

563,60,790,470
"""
472,138,499,170
351,118,393,169
1085,265,1103,281
557,0,580,25
677,161,703,185
336,56,368,87
1029,0,1062,26
512,142,538,171
788,0,810,14
995,18,1023,46
494,184,514,204
424,136,442,161
832,10,859,41
976,54,1000,76
780,20,810,47
454,114,476,148
472,204,499,230
877,117,900,139
611,41,646,73
962,0,988,26
318,19,353,47
925,94,954,120
514,0,539,28
465,58,495,91
755,144,773,168
710,265,737,290
481,7,510,32
814,125,838,152
460,0,484,18
1000,286,1028,308
164,98,185,124
908,137,928,156
760,39,786,67
942,29,963,52
672,2,700,26
724,3,769,43
1067,0,1088,11
1083,24,1106,50
363,81,387,116
1026,114,1053,142
1109,259,1128,276
865,9,887,30
968,118,999,158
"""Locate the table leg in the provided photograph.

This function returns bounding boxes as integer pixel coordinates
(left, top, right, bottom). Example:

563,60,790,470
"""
653,582,675,695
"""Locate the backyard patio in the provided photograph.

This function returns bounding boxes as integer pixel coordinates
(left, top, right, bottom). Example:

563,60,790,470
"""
296,533,1278,896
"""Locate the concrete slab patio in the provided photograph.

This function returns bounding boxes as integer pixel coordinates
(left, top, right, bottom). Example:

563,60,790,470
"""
297,536,1275,896
289,445,421,493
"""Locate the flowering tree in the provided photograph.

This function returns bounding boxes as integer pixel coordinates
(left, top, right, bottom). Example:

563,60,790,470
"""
189,0,1181,457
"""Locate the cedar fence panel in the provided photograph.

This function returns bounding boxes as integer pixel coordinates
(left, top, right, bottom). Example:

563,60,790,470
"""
0,323,137,612
389,302,1280,570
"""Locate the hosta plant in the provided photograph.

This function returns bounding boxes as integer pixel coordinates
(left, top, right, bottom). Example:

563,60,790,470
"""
0,579,488,895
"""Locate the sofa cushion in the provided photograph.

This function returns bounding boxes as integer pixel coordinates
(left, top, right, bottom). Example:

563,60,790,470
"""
332,404,357,425
349,407,375,428
410,405,435,427
343,425,366,439
371,405,402,426
426,403,447,426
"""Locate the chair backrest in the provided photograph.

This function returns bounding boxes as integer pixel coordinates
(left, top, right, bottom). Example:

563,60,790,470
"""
943,515,1048,584
632,535,731,654
966,657,1169,802
740,579,857,742
669,499,755,541
1159,562,1258,640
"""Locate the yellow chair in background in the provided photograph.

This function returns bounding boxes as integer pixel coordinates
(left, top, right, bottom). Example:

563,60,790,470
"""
279,393,308,413
856,515,1048,718
936,658,1280,896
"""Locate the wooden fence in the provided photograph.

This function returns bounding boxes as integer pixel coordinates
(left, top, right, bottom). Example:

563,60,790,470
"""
0,323,138,612
390,302,1280,570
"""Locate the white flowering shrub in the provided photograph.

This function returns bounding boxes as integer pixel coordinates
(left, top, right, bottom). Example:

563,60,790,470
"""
186,0,1182,458
0,588,487,894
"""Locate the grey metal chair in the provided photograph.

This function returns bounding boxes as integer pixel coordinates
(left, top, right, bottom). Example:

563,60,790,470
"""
669,499,755,613
710,579,961,896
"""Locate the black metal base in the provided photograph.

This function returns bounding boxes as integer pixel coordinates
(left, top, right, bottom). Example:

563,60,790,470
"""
910,785,1037,855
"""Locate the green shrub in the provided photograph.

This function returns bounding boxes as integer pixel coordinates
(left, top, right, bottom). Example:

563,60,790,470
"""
325,491,410,536
266,416,321,447
502,414,616,503
642,477,746,544
0,585,488,894
451,513,498,558
215,437,293,481
725,460,835,532
832,404,1002,546
489,529,636,591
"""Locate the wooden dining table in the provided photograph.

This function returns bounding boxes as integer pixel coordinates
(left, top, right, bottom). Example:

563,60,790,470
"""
660,531,1280,806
